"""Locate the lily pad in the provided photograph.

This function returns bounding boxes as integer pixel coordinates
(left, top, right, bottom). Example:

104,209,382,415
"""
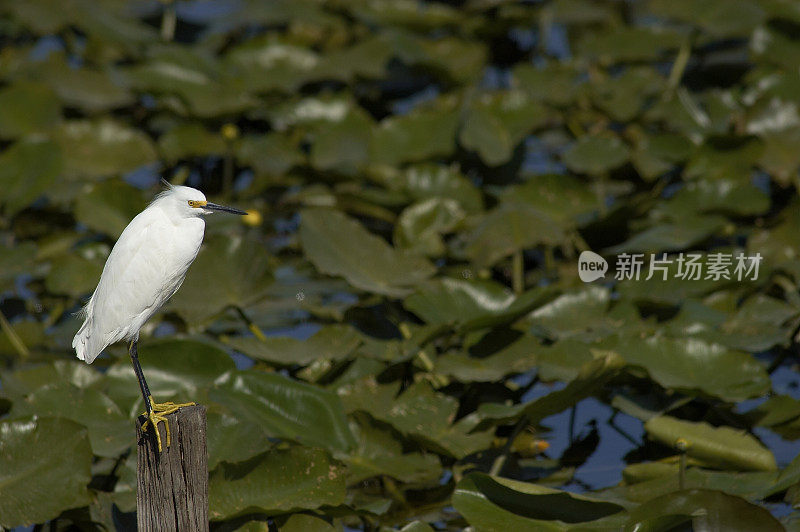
210,370,356,453
0,417,92,528
0,81,60,138
453,473,626,530
300,208,435,297
644,416,777,471
562,134,630,175
10,381,131,457
209,445,345,520
169,234,273,326
74,179,148,238
609,335,770,402
223,324,361,366
0,139,62,216
463,203,565,267
54,119,158,179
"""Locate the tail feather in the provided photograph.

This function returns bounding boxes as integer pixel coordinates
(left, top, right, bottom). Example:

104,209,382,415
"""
72,318,95,363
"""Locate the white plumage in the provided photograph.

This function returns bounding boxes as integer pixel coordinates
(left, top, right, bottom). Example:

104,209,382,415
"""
72,184,240,363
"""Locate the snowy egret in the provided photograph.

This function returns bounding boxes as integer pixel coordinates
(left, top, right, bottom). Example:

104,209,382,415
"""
72,181,247,451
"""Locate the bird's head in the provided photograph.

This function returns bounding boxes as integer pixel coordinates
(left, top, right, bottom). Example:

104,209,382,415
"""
158,182,247,218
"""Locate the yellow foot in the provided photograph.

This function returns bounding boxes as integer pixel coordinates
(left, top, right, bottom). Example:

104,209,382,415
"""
140,396,196,452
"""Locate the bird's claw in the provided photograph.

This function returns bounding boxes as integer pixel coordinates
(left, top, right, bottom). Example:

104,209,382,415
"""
140,396,196,452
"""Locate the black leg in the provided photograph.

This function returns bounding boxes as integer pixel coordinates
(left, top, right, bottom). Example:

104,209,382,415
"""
129,339,152,415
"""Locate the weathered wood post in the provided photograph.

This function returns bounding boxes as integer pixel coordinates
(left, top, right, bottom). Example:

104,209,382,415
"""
135,405,208,531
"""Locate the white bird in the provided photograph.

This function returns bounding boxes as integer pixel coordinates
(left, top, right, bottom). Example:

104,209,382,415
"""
72,181,246,451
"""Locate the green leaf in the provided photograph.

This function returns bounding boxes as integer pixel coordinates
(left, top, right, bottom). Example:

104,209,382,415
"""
55,119,158,179
527,286,613,341
44,253,105,297
370,104,459,166
209,446,346,520
460,106,513,166
103,338,236,406
476,352,625,427
453,473,626,531
300,208,435,297
169,234,273,326
206,411,273,470
0,417,92,528
158,122,226,162
644,416,777,471
223,324,361,366
10,382,131,457
74,179,148,238
463,203,564,267
435,335,541,382
393,163,483,213
661,178,770,218
499,175,598,227
35,56,134,113
0,139,62,216
609,336,770,402
364,382,493,458
625,489,783,532
311,111,372,172
606,215,726,254
236,133,303,176
345,417,442,485
563,134,630,175
0,81,60,138
394,197,465,256
578,27,683,64
210,370,356,453
405,278,553,331
280,514,337,532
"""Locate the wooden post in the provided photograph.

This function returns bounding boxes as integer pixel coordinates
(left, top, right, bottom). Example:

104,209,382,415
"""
136,405,208,531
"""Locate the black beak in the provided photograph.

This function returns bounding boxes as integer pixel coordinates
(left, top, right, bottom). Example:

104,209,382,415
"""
204,202,248,215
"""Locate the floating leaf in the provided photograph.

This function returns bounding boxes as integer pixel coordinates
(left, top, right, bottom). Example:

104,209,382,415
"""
55,119,157,179
476,352,625,427
74,179,148,238
0,139,62,216
209,445,345,520
0,417,92,528
463,203,564,267
300,208,435,297
0,81,60,138
562,134,630,175
370,104,459,166
158,122,226,162
405,278,553,331
626,489,783,532
499,175,597,227
169,234,273,326
103,338,236,407
609,336,770,402
211,370,356,453
366,382,493,458
223,325,361,366
644,416,777,471
394,197,465,256
44,253,104,297
460,106,513,166
346,417,442,485
236,133,303,177
453,473,626,530
11,382,130,457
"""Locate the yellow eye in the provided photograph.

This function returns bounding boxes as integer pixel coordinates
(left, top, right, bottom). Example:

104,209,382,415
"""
188,200,195,207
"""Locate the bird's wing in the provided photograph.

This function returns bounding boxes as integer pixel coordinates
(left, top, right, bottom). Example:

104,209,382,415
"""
87,208,183,346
